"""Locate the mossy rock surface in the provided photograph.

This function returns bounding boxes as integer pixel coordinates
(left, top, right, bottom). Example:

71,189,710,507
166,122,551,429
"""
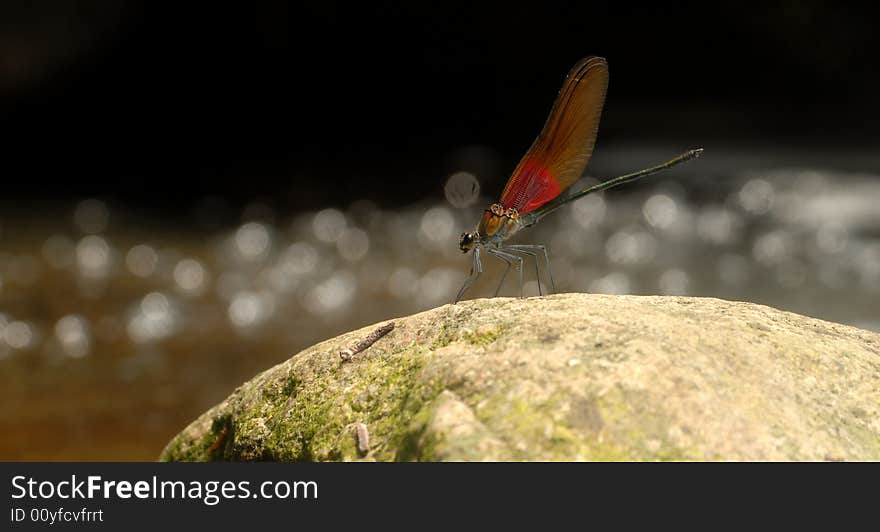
160,293,880,461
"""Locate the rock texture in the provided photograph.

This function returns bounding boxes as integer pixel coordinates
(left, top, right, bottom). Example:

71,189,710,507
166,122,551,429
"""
160,294,880,461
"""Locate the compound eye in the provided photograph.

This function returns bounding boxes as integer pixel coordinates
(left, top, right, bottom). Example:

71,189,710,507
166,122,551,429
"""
459,232,475,252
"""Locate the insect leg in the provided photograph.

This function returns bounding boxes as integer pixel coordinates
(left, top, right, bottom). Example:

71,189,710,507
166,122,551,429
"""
489,250,514,297
488,248,524,298
501,245,542,295
504,244,555,294
454,246,483,304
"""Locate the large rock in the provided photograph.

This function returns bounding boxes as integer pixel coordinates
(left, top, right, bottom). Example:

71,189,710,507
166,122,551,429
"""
160,294,880,461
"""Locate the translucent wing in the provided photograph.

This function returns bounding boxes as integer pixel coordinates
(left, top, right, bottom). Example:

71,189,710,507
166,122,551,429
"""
499,56,608,214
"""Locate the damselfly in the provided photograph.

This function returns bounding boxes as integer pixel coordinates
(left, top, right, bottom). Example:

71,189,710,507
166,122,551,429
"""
455,56,702,303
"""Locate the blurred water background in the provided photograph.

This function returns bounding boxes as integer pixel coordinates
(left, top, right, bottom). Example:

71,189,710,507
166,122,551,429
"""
2,142,879,459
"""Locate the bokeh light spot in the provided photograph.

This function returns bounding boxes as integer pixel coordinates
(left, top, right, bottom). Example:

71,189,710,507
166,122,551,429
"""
312,209,347,243
55,315,91,358
126,244,159,278
74,199,109,234
444,171,480,208
173,258,209,296
337,228,370,261
235,222,272,261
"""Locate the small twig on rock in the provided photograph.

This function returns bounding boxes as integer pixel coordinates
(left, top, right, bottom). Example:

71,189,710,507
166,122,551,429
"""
339,322,395,362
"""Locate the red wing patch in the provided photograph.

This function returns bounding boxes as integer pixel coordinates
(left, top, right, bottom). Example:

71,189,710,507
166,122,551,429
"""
499,159,561,214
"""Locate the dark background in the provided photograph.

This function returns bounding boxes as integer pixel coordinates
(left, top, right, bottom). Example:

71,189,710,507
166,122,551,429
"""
3,1,878,210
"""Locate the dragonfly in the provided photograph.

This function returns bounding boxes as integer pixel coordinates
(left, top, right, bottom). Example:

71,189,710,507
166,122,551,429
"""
455,56,702,303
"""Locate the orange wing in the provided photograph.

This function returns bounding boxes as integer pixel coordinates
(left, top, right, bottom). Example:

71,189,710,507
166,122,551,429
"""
499,56,608,214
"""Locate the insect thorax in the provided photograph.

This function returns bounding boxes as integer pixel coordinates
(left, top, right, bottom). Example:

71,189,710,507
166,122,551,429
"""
477,203,522,243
